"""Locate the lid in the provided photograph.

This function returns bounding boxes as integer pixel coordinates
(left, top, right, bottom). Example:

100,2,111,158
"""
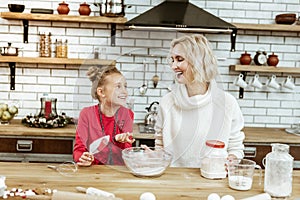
205,140,225,148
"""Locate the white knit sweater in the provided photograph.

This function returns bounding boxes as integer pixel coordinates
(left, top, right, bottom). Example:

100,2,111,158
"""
154,80,245,168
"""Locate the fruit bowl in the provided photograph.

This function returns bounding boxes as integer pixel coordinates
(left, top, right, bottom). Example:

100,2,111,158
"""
0,103,18,125
122,146,172,177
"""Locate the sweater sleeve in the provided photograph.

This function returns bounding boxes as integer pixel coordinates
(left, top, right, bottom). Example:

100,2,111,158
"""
227,97,245,159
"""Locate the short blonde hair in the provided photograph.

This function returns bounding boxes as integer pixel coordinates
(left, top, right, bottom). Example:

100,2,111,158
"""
169,34,219,83
86,65,121,100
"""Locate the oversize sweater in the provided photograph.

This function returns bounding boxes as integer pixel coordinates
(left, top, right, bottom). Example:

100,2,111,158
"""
155,80,245,168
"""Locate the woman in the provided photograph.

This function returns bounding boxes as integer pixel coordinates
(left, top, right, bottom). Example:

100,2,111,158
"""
154,34,245,168
73,66,135,166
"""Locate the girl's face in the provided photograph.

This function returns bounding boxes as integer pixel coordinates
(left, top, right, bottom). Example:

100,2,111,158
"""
98,73,128,107
169,44,193,84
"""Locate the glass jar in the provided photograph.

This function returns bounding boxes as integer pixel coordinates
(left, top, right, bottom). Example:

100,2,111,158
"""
264,143,294,197
38,97,58,119
200,140,228,179
55,39,68,58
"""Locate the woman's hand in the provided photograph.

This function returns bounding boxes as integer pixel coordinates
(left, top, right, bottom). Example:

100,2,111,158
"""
227,154,238,162
115,132,135,144
77,152,94,167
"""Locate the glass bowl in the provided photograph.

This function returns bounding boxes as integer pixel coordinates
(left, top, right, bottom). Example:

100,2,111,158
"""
122,146,172,177
0,102,19,125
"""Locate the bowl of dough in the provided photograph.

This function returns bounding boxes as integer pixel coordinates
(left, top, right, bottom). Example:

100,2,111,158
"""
122,146,172,177
0,102,18,125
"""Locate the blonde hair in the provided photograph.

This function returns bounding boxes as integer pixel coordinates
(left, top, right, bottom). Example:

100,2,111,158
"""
169,34,218,83
87,65,121,100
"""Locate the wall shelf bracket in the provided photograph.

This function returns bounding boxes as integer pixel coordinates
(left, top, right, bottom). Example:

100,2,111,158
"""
9,62,16,90
239,71,247,99
111,23,116,46
22,19,29,43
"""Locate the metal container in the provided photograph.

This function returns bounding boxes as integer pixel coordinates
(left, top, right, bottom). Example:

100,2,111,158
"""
0,43,18,56
94,0,125,17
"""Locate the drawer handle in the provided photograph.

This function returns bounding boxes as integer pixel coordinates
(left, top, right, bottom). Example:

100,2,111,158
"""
16,140,33,152
244,146,257,158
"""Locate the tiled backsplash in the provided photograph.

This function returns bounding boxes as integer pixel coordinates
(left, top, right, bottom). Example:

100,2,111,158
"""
1,0,300,128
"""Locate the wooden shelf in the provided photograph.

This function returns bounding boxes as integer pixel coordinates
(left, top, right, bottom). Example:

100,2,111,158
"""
233,23,300,32
230,65,300,74
0,56,115,66
0,12,127,44
0,12,127,24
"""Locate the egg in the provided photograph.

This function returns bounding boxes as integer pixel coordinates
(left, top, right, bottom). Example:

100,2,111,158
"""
221,195,235,200
207,193,221,200
140,192,156,200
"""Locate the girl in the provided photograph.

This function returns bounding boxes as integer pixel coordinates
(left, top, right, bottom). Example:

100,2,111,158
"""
73,66,135,166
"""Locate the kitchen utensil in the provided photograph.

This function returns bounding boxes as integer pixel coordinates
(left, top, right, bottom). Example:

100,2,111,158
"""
89,135,110,154
263,143,293,197
78,2,91,16
31,8,54,14
139,60,148,96
227,159,262,191
275,13,296,24
281,75,295,90
267,52,279,66
249,74,263,89
239,51,252,65
47,161,77,177
233,73,248,88
52,190,122,200
8,4,25,13
152,59,160,88
57,1,70,15
76,186,115,198
1,42,18,56
266,74,280,90
94,0,125,17
144,101,159,127
122,146,172,177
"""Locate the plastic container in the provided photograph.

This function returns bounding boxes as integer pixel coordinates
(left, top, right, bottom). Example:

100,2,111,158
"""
201,140,228,179
264,143,294,197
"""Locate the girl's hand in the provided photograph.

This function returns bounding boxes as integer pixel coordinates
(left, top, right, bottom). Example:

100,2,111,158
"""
77,152,94,167
115,132,135,144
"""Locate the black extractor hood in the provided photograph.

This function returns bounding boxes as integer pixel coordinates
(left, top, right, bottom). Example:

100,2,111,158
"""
125,0,237,51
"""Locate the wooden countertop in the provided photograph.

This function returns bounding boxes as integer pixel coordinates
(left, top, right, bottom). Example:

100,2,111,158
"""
1,120,300,144
1,162,300,200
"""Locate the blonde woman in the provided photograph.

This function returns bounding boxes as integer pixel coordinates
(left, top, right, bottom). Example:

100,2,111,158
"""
73,66,135,166
155,34,245,168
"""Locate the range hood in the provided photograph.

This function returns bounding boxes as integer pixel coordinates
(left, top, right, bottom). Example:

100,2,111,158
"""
125,0,237,51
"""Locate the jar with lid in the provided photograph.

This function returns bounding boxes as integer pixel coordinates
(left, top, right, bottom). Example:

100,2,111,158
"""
200,140,228,179
264,143,294,197
55,39,68,58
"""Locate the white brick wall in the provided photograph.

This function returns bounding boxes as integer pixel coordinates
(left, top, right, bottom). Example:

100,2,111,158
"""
1,0,300,128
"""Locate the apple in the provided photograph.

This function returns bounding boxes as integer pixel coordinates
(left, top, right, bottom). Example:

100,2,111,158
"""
0,103,8,111
1,111,12,121
8,105,18,115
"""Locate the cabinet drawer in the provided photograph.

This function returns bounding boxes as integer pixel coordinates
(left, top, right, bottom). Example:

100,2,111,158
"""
0,136,73,154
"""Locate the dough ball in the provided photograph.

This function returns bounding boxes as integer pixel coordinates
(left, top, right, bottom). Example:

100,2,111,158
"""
140,192,156,200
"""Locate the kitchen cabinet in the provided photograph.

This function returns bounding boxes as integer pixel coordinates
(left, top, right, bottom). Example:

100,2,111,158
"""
0,120,75,163
0,12,127,45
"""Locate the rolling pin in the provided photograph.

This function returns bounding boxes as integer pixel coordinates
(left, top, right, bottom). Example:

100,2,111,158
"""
76,186,115,198
52,191,122,200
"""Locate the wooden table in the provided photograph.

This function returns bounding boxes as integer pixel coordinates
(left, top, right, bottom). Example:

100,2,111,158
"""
1,162,300,200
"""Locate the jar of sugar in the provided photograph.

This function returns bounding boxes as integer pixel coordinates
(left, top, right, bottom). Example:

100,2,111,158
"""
200,140,228,179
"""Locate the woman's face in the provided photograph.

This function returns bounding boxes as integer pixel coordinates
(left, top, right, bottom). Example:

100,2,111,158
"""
169,44,193,84
99,73,128,107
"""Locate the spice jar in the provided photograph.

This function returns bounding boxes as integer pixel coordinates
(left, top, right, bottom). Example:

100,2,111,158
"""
55,39,68,58
57,1,70,15
264,143,294,197
78,2,91,16
39,32,52,57
240,51,252,65
200,140,228,179
267,52,279,67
